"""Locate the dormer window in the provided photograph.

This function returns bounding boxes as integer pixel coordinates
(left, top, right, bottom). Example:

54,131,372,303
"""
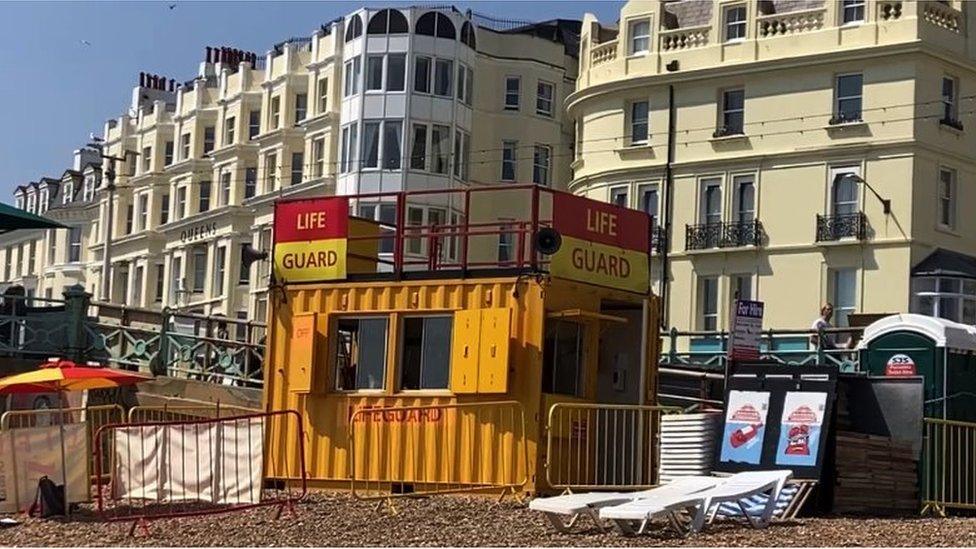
15,196,23,210
39,190,48,213
26,193,36,213
83,176,95,202
63,182,74,205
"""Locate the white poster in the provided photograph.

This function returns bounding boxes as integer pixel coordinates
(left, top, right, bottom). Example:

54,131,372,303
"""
719,390,770,465
775,391,828,467
0,424,89,513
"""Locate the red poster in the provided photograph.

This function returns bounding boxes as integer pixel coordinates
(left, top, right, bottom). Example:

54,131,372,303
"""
552,192,650,253
274,197,349,243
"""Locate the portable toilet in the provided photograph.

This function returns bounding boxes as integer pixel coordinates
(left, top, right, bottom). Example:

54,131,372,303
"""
858,313,976,420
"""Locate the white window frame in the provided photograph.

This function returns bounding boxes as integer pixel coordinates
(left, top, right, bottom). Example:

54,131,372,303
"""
501,140,517,182
699,177,723,225
629,100,649,145
732,174,756,224
721,88,745,134
939,167,957,229
841,0,866,25
536,81,554,117
638,183,659,223
343,57,361,97
532,144,551,186
942,75,959,122
698,276,720,331
610,186,629,208
834,73,863,122
724,5,747,42
829,268,858,327
504,76,520,111
628,18,651,55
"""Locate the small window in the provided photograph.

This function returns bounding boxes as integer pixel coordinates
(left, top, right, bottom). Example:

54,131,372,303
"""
460,21,476,49
543,320,585,397
291,152,303,185
269,97,281,129
942,76,959,123
214,245,226,296
720,89,745,135
142,146,152,173
203,126,215,154
410,124,428,170
831,268,857,327
399,316,452,390
630,100,649,145
434,59,453,97
628,19,651,55
699,276,719,331
366,55,384,91
225,116,236,145
387,54,406,92
640,184,659,224
501,140,517,181
383,121,403,170
368,9,409,34
294,93,307,122
610,187,628,207
164,141,174,165
732,273,753,302
831,170,859,216
363,121,380,169
344,58,361,97
834,74,863,123
414,56,432,94
180,133,191,160
536,81,554,117
533,145,551,186
431,125,450,174
335,317,388,391
344,14,363,42
312,137,325,178
701,180,722,225
160,193,170,224
497,221,515,263
939,167,956,228
317,77,329,113
724,6,747,41
198,181,211,213
248,110,260,139
733,174,755,224
504,76,520,110
416,12,456,39
842,0,865,24
244,168,257,198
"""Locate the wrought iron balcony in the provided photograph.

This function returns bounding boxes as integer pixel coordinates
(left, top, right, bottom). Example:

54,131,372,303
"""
685,220,763,251
651,225,667,254
816,212,866,242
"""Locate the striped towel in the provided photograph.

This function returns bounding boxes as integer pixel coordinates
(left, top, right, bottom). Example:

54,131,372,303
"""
713,484,800,518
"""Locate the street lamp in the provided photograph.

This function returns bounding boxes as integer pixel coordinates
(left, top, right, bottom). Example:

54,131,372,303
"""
86,140,139,302
841,174,891,215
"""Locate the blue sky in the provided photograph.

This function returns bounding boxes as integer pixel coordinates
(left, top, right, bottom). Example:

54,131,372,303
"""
0,1,623,198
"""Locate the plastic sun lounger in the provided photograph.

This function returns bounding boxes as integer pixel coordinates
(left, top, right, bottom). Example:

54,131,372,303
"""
599,470,793,537
528,476,720,533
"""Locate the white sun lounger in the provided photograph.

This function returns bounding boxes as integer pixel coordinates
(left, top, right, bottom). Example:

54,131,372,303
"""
599,470,792,536
529,476,720,533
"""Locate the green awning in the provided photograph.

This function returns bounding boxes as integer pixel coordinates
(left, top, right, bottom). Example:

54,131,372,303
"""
0,202,67,234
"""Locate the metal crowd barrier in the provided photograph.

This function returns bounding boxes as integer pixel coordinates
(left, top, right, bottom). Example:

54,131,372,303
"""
922,417,976,516
93,410,307,531
127,403,259,423
545,403,681,492
348,401,528,501
0,404,125,486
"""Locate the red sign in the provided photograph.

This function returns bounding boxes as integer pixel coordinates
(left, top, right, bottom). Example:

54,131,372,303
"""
552,192,650,253
274,197,349,243
885,354,917,377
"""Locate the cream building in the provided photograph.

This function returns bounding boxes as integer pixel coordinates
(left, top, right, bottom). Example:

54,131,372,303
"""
570,0,976,334
7,6,580,323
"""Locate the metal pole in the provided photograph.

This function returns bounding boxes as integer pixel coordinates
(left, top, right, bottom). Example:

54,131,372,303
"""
660,84,676,328
100,159,117,302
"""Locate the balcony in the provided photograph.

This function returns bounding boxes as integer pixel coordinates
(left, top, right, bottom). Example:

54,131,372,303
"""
756,7,826,38
651,225,667,254
816,212,866,242
685,220,763,251
659,26,710,52
590,40,618,67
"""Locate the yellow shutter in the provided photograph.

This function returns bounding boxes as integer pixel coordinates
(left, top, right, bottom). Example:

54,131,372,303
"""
450,309,481,393
288,313,317,393
477,308,511,393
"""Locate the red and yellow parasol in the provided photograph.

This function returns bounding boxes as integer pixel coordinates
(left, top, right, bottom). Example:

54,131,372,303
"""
0,359,151,394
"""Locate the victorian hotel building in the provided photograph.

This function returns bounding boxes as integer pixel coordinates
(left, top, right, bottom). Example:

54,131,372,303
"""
3,7,578,325
571,0,976,334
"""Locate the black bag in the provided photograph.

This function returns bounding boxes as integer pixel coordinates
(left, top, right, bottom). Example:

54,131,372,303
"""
28,476,65,518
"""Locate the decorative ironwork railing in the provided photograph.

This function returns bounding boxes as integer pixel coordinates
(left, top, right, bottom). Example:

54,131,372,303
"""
686,220,762,250
816,212,866,242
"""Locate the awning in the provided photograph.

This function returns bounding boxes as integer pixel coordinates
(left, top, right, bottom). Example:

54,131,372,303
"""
912,248,976,280
0,202,67,234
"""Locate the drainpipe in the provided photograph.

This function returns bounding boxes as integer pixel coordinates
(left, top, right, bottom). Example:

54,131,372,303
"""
660,84,676,328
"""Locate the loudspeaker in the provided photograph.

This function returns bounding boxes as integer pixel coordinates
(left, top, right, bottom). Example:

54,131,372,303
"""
535,227,562,255
241,243,268,270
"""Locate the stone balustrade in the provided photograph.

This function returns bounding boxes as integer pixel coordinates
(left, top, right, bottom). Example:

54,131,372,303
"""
590,40,618,66
659,26,710,51
756,7,826,38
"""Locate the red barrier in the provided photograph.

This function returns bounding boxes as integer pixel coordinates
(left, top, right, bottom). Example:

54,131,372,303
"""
93,410,306,531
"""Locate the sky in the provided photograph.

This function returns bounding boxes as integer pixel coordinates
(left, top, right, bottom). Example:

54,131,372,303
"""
0,0,624,198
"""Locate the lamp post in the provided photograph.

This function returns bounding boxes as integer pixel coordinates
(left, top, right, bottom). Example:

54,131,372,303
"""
841,174,891,215
86,142,138,302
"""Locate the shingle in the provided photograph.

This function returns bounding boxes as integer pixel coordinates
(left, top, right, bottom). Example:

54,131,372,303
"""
663,0,713,29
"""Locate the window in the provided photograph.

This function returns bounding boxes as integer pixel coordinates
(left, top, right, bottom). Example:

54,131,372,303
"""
543,320,585,397
244,167,257,198
192,246,207,293
399,316,452,390
366,55,384,91
164,141,174,165
269,96,280,129
225,116,235,145
68,227,81,262
294,93,307,122
732,273,753,302
317,77,329,113
138,194,149,230
701,179,722,225
248,110,260,139
176,187,187,220
415,12,455,39
497,222,515,262
414,56,431,94
733,175,755,224
942,76,959,123
343,58,361,97
62,182,73,205
724,5,747,41
720,89,745,134
383,121,403,170
452,130,469,179
214,245,226,296
125,204,134,234
629,18,651,54
266,152,278,191
180,133,191,160
460,20,476,48
84,176,96,201
532,145,551,186
142,146,152,173
155,264,164,302
831,169,859,216
434,59,453,97
463,65,473,105
406,206,424,255
939,168,956,228
504,76,520,110
160,194,169,225
610,187,628,207
410,124,427,170
341,124,358,173
220,170,232,204
335,317,387,391
431,125,450,174
239,246,251,284
367,8,408,34
640,184,659,223
291,152,304,185
170,256,183,302
630,100,649,145
501,140,517,181
133,265,144,304
387,54,406,92
363,121,380,169
842,0,865,24
198,181,211,213
699,276,719,331
912,276,976,324
834,74,863,123
456,63,466,103
344,13,363,42
312,138,325,178
536,81,554,116
831,268,857,327
203,126,215,154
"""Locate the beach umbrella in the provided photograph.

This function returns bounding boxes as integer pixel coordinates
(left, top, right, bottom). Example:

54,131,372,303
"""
0,359,150,516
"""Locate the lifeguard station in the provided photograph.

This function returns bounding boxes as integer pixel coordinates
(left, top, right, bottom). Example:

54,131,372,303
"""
262,185,664,498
